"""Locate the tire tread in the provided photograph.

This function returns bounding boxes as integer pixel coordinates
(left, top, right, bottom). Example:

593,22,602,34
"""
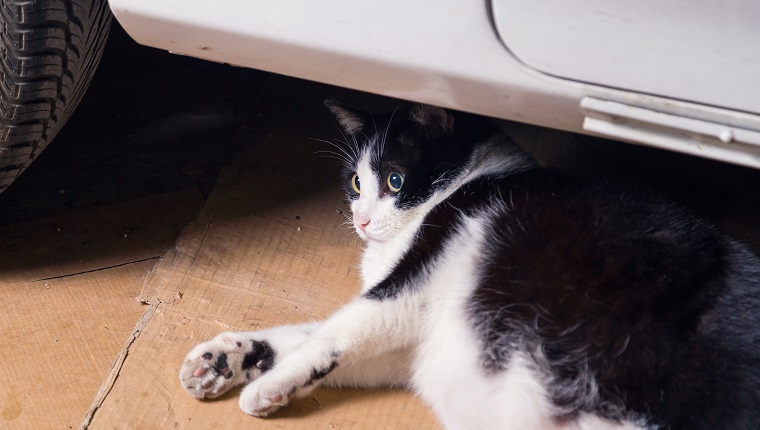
0,0,111,190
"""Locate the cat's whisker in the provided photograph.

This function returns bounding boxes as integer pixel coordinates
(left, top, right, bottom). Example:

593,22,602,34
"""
332,121,363,162
339,214,350,222
379,104,400,157
314,149,349,160
314,150,352,166
419,223,442,229
335,127,363,164
315,136,353,154
333,124,359,161
335,136,360,164
310,137,356,164
369,108,378,138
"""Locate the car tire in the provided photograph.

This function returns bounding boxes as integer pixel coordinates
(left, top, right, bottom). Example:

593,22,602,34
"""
0,0,112,193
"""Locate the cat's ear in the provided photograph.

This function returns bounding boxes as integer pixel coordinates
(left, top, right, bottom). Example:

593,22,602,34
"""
409,104,454,134
325,100,368,135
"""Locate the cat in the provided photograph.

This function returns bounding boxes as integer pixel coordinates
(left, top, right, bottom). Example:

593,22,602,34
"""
179,101,760,429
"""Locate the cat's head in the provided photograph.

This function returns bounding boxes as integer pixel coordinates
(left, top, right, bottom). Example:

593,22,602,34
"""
326,100,479,243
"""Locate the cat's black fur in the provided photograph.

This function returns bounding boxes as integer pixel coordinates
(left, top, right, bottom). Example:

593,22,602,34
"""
335,102,760,429
470,170,760,428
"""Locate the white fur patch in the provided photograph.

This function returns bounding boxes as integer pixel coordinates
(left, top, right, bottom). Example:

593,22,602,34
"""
353,147,426,289
408,215,550,429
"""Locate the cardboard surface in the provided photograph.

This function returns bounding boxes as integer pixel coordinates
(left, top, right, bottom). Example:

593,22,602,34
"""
85,131,440,429
0,189,205,429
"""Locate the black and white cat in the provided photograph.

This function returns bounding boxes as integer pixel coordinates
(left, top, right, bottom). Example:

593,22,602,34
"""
180,102,760,429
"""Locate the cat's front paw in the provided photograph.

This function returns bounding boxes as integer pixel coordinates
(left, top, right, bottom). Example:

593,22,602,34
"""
238,351,339,416
179,332,276,399
238,382,295,416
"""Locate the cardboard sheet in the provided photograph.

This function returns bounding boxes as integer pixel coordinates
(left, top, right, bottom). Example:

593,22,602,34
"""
84,130,439,429
0,189,205,429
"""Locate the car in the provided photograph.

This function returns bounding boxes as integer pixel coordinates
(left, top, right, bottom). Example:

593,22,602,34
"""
3,0,759,193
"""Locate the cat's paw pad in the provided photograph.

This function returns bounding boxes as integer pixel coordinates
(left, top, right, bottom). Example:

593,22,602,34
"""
179,332,276,399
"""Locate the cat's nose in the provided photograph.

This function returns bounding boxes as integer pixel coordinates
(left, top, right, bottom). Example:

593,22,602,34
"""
355,215,371,231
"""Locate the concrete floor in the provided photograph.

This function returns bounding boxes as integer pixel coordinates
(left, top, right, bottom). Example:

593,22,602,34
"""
0,20,758,430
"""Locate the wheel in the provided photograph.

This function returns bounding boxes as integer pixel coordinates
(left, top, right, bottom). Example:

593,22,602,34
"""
0,0,111,193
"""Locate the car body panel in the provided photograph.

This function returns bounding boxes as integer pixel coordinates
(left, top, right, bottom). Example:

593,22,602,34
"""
108,0,760,168
493,0,760,115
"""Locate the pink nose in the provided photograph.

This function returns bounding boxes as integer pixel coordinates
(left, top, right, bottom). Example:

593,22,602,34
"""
356,216,371,230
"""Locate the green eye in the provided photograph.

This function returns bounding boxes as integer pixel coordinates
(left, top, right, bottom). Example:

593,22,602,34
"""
351,173,361,194
387,172,404,192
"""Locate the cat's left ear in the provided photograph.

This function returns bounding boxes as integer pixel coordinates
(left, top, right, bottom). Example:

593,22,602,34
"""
410,104,454,134
325,100,368,135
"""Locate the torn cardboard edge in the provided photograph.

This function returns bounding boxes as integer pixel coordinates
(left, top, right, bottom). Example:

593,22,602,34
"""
78,301,159,430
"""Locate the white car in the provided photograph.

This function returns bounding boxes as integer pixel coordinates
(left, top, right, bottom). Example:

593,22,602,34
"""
2,0,758,191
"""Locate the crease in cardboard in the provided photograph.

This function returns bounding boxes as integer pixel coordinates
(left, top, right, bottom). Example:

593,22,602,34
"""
33,256,159,283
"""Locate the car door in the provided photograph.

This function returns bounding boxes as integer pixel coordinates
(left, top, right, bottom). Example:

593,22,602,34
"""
492,0,760,166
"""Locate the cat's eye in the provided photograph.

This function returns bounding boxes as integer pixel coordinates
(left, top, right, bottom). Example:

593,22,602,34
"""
387,172,404,192
350,173,361,194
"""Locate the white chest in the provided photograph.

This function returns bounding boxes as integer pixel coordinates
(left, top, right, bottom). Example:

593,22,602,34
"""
359,219,422,292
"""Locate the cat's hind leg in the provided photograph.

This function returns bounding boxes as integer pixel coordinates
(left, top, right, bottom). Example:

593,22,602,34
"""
180,323,319,399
